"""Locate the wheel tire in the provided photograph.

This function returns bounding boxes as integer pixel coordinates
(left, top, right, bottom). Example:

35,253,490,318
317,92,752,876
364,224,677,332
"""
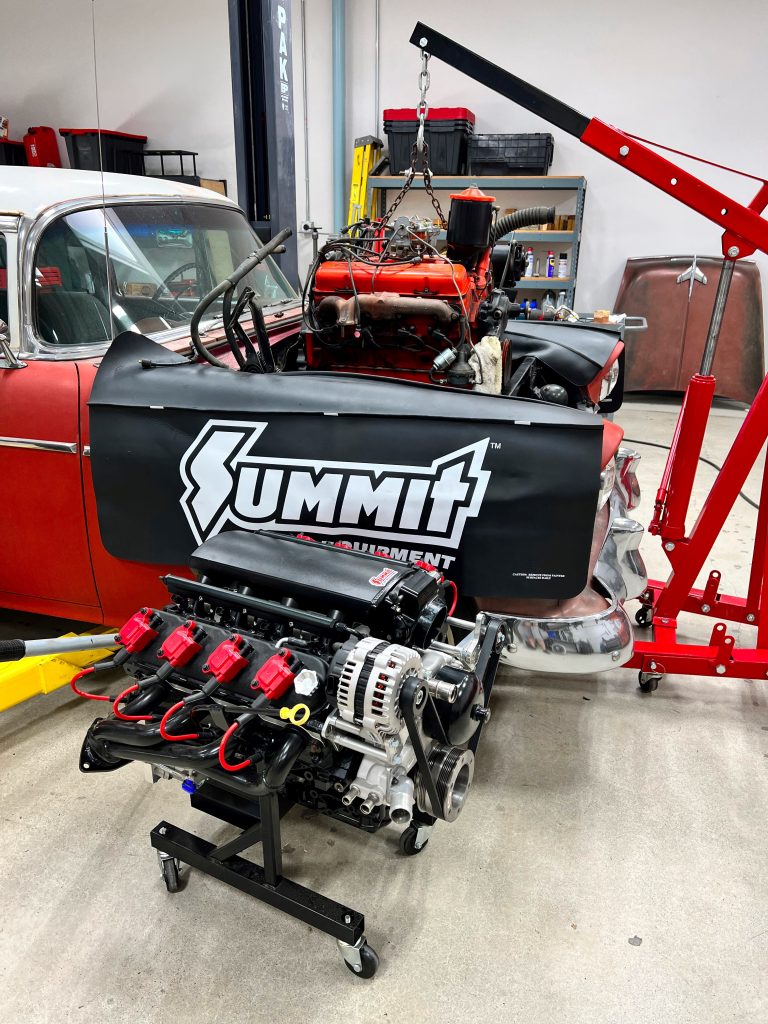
638,672,660,693
161,857,182,893
635,607,652,628
398,826,428,856
344,943,379,979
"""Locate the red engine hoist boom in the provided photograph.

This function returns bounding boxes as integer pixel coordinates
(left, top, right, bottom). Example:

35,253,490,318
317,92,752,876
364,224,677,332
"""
411,22,768,685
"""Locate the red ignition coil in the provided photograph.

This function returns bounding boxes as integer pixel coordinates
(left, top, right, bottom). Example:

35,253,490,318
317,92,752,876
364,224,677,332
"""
203,634,253,684
158,621,206,669
252,649,302,700
116,608,163,654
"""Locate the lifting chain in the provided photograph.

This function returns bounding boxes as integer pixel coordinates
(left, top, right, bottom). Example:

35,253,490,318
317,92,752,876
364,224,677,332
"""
380,49,447,230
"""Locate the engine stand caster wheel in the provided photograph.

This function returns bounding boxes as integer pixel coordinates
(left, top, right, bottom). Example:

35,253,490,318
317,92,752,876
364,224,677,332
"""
638,671,662,693
157,851,184,893
635,606,653,628
398,823,431,856
337,936,379,979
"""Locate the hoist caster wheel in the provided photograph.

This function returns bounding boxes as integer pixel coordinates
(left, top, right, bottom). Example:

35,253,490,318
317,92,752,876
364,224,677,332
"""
398,825,429,856
635,606,653,628
638,672,661,693
343,943,379,979
159,855,184,893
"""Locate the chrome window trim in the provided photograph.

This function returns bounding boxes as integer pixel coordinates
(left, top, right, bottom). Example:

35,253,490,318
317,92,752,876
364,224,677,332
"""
20,195,300,361
0,218,21,351
0,435,78,454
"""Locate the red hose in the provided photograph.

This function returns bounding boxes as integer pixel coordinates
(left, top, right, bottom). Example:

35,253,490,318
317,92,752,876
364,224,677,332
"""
218,721,253,772
112,683,154,722
70,667,111,702
159,701,200,742
446,580,458,617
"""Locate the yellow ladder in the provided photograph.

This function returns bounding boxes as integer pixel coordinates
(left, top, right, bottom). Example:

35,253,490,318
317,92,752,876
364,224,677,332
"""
347,135,383,226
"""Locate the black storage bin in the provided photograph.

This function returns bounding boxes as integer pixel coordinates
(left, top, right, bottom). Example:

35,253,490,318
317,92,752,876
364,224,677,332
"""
59,129,147,175
469,133,554,175
0,140,28,166
383,107,475,174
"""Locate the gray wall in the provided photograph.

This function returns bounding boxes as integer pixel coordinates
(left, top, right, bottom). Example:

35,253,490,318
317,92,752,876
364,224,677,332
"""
0,0,236,195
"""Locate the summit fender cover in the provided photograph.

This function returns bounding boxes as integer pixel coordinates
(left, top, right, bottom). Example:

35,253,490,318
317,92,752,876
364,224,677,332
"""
504,320,622,387
89,333,603,599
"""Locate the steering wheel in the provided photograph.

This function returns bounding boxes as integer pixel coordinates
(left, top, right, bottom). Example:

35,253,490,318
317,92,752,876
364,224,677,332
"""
153,262,203,301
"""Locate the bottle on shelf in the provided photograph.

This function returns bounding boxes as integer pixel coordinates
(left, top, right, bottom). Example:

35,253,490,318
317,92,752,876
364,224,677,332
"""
557,252,568,277
534,256,541,276
524,248,534,277
557,289,567,306
546,251,555,278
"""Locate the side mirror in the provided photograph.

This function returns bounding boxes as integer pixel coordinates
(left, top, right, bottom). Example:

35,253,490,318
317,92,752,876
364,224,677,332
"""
0,319,25,370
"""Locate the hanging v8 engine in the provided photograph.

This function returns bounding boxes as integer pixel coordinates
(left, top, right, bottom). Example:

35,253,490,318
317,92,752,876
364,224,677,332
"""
303,189,624,407
79,531,505,975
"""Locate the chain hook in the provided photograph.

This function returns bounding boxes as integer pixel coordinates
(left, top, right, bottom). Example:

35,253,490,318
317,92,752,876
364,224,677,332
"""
415,49,431,158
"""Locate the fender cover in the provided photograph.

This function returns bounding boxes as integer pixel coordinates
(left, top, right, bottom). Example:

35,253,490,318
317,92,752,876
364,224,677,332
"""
504,320,622,385
89,333,603,599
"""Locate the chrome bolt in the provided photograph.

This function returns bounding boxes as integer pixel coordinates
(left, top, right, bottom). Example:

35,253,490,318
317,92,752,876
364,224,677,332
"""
664,541,675,552
506,643,517,654
611,651,621,661
82,763,90,770
419,36,428,46
619,145,630,157
415,687,426,707
727,245,739,258
701,603,711,614
747,613,755,623
159,826,167,836
649,661,657,671
716,664,726,675
344,913,352,924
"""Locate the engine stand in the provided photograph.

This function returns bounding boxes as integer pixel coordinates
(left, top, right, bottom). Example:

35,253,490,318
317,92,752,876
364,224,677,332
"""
150,791,380,977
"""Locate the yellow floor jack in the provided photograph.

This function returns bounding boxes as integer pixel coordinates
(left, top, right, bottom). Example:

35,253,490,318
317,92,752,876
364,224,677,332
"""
0,631,119,712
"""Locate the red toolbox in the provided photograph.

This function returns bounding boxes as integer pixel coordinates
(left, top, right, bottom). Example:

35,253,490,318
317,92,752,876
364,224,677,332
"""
23,126,62,168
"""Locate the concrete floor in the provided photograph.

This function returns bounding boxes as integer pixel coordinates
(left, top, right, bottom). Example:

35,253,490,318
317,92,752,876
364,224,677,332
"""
1,398,767,1024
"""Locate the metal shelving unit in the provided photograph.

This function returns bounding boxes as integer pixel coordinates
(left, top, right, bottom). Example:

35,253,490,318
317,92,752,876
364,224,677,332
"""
368,174,587,308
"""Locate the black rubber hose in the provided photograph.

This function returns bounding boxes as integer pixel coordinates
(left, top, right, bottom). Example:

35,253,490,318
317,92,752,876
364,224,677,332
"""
491,206,555,242
189,226,293,368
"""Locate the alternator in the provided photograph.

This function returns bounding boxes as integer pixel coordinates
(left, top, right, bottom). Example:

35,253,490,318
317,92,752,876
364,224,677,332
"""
336,637,422,740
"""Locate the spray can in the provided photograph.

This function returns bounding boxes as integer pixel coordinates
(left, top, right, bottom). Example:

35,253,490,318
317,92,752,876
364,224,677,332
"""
557,290,567,306
557,252,568,277
525,248,534,277
546,251,555,278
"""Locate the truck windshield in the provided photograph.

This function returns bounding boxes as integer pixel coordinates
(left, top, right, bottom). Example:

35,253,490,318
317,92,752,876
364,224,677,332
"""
33,202,297,347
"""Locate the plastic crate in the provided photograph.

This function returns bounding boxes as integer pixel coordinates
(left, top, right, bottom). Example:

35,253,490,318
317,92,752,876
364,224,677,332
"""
469,133,554,176
59,128,147,175
0,140,28,166
383,106,475,175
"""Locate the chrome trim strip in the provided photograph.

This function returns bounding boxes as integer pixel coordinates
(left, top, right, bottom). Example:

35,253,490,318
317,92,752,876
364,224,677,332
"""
20,195,300,360
0,436,78,454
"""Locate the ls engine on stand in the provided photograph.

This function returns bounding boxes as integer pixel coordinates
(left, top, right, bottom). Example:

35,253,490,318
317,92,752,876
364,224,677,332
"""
76,531,506,977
